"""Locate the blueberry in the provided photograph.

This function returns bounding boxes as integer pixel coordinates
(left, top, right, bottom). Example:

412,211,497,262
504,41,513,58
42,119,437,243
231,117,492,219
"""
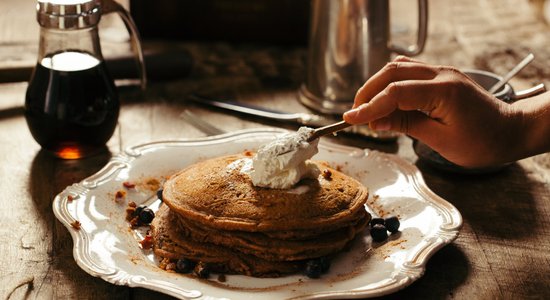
194,262,210,278
370,224,388,242
157,189,163,202
370,217,385,227
138,207,155,224
305,259,323,278
134,205,146,217
318,256,331,273
176,258,195,273
384,215,400,233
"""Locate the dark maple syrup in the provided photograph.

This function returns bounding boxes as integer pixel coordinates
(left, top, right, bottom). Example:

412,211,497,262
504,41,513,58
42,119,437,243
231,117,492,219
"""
25,51,119,159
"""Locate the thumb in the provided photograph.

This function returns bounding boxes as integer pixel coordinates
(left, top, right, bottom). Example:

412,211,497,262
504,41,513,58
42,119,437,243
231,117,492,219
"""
370,110,446,143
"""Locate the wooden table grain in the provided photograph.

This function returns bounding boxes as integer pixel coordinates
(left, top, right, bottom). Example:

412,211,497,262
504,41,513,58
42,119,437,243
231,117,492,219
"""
1,0,549,299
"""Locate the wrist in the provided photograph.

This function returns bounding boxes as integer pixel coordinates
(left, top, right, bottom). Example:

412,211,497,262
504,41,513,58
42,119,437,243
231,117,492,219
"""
510,92,550,161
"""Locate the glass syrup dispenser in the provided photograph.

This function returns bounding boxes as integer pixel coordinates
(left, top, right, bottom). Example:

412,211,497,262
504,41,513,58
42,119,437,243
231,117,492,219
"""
25,0,145,159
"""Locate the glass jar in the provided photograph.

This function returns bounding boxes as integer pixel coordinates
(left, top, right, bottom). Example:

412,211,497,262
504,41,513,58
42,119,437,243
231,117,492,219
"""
25,0,145,159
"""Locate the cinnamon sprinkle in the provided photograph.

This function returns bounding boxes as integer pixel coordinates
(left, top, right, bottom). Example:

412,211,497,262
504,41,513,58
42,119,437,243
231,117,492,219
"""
123,181,136,189
70,220,81,230
139,234,153,250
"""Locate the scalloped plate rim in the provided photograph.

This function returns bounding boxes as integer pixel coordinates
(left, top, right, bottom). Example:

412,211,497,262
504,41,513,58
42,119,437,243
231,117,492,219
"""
52,128,462,299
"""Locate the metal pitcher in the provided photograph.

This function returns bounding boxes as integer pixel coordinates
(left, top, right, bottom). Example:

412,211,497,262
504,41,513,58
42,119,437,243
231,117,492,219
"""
299,0,428,114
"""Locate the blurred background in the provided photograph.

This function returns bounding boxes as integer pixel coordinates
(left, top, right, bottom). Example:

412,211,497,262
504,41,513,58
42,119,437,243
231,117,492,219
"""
1,0,550,87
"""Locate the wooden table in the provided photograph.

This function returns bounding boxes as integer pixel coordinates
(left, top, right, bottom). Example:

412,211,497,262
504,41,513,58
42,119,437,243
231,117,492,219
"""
1,0,549,299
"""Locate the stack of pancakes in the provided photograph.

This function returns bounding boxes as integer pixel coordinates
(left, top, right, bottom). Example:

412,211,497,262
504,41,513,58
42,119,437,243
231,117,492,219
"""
151,153,370,277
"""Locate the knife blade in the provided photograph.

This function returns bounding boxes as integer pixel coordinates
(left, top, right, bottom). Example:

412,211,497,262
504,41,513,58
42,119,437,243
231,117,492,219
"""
187,94,399,141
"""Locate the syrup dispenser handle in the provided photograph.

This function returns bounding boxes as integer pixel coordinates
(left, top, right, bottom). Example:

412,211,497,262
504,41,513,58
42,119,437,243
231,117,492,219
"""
101,0,147,90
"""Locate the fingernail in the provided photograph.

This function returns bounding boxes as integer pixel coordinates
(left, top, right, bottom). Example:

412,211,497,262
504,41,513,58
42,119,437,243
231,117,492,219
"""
343,107,360,119
372,118,391,131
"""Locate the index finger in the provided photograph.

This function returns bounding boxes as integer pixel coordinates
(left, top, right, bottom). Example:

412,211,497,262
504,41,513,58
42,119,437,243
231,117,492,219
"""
353,61,438,108
345,79,444,124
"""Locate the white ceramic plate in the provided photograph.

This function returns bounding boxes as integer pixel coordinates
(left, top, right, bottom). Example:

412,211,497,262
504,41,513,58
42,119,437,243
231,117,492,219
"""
53,128,462,299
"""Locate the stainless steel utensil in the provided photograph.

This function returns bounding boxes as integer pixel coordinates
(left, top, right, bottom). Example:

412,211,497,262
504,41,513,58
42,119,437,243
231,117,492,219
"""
187,94,399,141
276,121,351,156
307,120,351,142
180,110,225,136
487,53,534,94
463,69,546,103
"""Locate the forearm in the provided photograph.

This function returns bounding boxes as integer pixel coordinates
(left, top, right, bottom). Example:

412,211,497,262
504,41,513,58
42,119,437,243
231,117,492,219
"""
511,92,550,161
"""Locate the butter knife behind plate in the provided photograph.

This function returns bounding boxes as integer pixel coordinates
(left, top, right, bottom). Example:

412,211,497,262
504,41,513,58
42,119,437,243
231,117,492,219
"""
187,94,399,141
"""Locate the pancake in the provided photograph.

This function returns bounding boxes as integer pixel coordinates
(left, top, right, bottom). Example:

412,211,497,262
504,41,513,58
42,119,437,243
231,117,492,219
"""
151,153,370,277
152,205,304,277
162,154,369,232
173,206,369,261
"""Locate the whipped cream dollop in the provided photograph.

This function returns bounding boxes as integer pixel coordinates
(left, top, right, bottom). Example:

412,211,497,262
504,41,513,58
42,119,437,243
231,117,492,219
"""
249,127,320,189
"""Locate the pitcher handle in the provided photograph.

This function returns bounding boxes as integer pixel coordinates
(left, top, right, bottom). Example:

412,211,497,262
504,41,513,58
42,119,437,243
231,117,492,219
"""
101,0,147,90
389,0,428,56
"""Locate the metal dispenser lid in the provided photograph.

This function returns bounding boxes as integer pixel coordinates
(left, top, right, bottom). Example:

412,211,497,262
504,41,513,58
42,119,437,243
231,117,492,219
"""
37,0,101,29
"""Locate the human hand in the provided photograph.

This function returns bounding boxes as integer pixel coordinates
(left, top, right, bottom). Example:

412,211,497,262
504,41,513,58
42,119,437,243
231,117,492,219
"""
343,56,523,168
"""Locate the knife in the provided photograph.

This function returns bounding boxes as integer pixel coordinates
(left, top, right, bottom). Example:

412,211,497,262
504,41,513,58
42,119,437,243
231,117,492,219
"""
187,94,399,141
